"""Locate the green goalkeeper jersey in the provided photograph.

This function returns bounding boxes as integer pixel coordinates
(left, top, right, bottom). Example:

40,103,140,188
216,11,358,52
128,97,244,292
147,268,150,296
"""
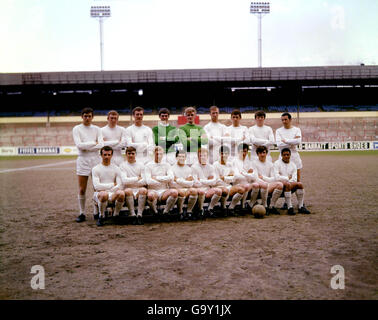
152,123,180,153
179,123,208,153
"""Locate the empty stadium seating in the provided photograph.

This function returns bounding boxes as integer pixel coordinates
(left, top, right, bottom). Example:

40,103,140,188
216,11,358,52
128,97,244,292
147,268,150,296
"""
1,114,377,148
1,104,376,118
1,104,377,147
321,104,378,112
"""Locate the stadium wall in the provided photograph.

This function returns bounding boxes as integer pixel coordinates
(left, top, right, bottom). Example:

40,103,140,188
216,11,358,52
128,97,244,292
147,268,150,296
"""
0,111,377,155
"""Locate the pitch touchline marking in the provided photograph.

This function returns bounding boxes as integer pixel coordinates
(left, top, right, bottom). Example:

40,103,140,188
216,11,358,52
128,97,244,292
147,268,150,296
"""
0,160,76,174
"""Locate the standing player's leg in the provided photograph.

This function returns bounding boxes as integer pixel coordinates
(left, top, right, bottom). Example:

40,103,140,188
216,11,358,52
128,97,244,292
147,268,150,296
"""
92,192,100,220
292,153,308,208
291,153,303,182
76,154,100,222
76,175,89,222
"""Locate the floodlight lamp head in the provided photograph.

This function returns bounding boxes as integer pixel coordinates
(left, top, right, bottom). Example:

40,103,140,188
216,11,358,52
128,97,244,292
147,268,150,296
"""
90,6,111,18
250,2,270,14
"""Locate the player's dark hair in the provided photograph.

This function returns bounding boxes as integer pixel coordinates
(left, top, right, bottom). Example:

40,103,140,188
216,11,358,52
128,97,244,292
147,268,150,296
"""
231,109,242,118
281,148,291,155
197,147,208,154
126,146,136,153
238,143,250,152
256,145,268,154
132,106,144,115
159,108,170,116
100,145,113,155
175,150,186,158
81,107,94,116
254,110,266,119
219,145,230,154
281,112,292,119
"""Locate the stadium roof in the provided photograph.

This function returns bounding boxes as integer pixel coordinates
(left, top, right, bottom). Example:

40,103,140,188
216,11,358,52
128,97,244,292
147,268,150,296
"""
1,65,377,87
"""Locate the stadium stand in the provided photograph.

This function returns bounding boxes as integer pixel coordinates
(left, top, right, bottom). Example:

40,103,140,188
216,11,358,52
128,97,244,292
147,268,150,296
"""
1,111,377,148
321,104,378,112
1,104,376,118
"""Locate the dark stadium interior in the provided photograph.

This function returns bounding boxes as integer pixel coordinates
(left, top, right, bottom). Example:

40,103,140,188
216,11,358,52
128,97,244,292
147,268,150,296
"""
1,84,377,117
1,65,377,116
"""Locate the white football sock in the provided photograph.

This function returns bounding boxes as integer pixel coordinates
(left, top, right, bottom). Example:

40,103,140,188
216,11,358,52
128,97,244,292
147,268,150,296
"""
260,188,268,207
208,194,221,210
125,196,136,216
177,196,185,214
249,188,259,207
284,191,292,208
163,196,177,213
296,189,305,208
220,195,228,209
113,200,124,216
99,200,107,218
270,189,282,208
147,198,158,214
78,194,86,215
137,195,146,217
241,191,249,207
187,195,198,213
229,193,243,209
93,202,99,216
197,194,205,210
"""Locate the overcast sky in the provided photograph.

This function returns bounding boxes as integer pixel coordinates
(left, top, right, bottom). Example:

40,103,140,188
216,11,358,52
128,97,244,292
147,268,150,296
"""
1,0,377,73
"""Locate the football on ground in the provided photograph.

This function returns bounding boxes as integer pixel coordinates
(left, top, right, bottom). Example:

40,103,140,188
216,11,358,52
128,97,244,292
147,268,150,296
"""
252,204,266,218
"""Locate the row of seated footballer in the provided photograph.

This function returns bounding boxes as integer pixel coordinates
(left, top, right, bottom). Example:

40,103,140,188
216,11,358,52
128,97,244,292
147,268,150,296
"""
92,189,309,226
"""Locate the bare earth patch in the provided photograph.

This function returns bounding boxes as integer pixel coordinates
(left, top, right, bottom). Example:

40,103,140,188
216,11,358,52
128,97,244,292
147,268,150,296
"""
0,152,377,300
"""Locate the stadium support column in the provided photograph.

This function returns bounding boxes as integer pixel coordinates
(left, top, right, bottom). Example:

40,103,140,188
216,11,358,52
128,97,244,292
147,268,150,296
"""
257,14,262,68
99,17,104,71
46,110,50,128
296,84,302,125
250,2,270,68
90,6,111,71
